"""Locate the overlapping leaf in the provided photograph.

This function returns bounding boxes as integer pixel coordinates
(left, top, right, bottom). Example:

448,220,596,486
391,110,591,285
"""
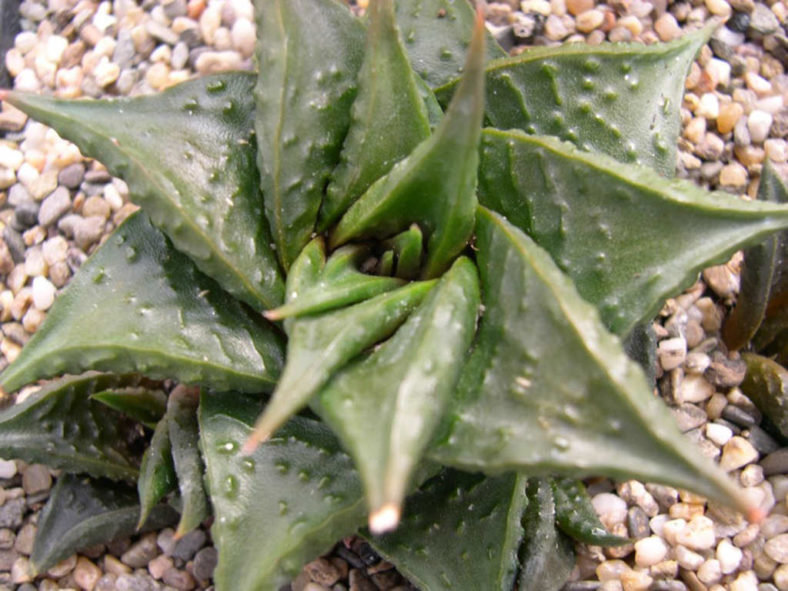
0,373,142,480
437,26,711,175
394,0,506,88
331,12,486,279
92,383,167,429
552,478,628,546
0,212,285,394
31,473,178,574
4,73,283,311
429,208,750,514
255,0,365,269
368,470,527,590
199,391,366,591
317,257,480,531
478,130,788,336
137,415,177,529
318,0,432,231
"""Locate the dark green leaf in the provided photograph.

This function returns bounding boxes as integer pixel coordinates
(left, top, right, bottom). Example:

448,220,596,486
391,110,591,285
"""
265,240,403,321
0,212,285,394
0,373,142,480
255,0,365,269
317,257,480,531
368,470,527,591
385,224,423,280
167,385,208,537
246,280,435,450
429,208,751,515
31,473,178,574
519,478,574,591
741,353,788,439
551,477,629,546
725,160,788,350
439,25,711,175
137,415,177,529
318,0,431,231
5,73,283,311
478,130,788,336
394,0,506,88
199,391,366,591
622,322,658,388
331,15,486,279
92,384,167,429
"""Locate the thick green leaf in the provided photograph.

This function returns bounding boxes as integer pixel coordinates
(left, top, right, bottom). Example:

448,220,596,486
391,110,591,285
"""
31,473,178,574
0,212,285,394
265,240,404,321
519,478,575,591
318,0,431,231
317,257,480,532
137,415,177,529
741,353,788,439
368,470,527,591
478,130,788,336
394,0,506,88
551,477,628,546
92,384,167,429
0,373,141,480
429,208,751,515
245,280,435,450
199,391,366,591
5,73,283,311
439,26,711,175
385,224,424,280
331,13,486,279
255,0,365,270
167,385,208,537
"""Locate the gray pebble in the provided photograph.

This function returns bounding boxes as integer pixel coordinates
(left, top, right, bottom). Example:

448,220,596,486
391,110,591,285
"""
627,505,651,539
95,574,118,591
157,528,177,556
171,42,189,69
762,448,788,476
562,583,601,591
7,185,30,208
162,567,195,590
115,572,161,591
748,3,780,36
651,582,688,591
74,216,107,250
0,499,25,529
162,0,187,19
84,169,112,184
13,524,34,555
721,404,758,428
13,202,39,229
705,355,747,388
113,30,137,70
670,403,708,432
21,465,51,496
0,550,19,571
120,534,158,568
38,187,71,227
146,20,180,45
172,529,206,561
116,69,138,94
192,547,217,581
744,425,780,455
57,163,85,189
0,530,14,550
1,229,25,264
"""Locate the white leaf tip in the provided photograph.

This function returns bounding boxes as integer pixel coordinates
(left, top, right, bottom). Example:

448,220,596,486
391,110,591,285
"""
369,503,400,535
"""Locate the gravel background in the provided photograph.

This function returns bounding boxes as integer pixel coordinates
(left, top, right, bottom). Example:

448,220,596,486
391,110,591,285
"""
1,0,788,589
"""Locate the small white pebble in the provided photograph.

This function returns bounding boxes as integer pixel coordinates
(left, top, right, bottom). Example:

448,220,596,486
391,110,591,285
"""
676,515,716,550
697,93,720,120
675,545,704,570
662,518,688,546
0,459,17,479
658,337,686,371
592,493,628,529
748,110,774,144
31,276,56,311
719,436,759,472
698,558,722,584
634,536,668,567
717,538,743,574
766,534,788,563
745,72,773,96
729,570,759,591
774,563,788,591
706,422,733,446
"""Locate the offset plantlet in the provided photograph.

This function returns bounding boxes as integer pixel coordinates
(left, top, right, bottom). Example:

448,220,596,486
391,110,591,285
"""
1,0,786,589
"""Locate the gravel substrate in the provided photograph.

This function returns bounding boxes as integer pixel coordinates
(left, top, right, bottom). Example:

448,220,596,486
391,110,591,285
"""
1,0,788,589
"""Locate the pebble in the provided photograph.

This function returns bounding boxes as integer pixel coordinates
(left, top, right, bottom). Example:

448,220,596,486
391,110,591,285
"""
21,464,51,494
635,536,668,567
676,516,717,550
749,110,775,143
74,556,102,590
192,546,217,580
766,535,788,564
121,533,158,568
172,528,206,560
720,436,760,471
592,493,629,529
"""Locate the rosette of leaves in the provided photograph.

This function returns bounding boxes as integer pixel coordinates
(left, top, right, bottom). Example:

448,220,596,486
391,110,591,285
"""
1,0,788,589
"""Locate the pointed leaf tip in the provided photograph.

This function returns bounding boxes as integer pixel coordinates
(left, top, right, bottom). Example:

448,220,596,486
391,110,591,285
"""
369,503,401,535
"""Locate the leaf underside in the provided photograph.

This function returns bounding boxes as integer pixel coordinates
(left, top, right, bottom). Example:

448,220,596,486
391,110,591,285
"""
199,391,366,591
5,73,283,311
0,212,285,394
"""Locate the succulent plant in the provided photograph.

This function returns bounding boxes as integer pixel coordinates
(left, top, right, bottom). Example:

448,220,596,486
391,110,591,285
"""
2,0,788,589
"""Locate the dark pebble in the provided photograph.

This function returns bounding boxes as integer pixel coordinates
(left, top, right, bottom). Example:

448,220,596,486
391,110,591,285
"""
705,355,747,388
761,448,788,475
172,529,206,561
192,546,217,581
120,535,158,568
727,11,750,33
162,567,196,590
13,201,39,229
83,169,112,184
57,162,85,189
305,557,341,586
748,3,780,36
350,539,380,567
348,569,377,591
1,227,24,263
743,425,780,455
721,404,758,428
335,546,365,570
370,569,403,589
82,182,107,197
627,506,651,539
0,498,25,529
115,572,160,591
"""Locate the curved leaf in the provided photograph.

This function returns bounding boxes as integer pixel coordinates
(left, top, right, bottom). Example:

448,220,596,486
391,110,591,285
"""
438,25,711,175
317,257,480,532
741,353,788,439
478,130,788,336
519,478,575,591
246,280,435,450
394,0,506,88
5,73,283,311
386,224,424,280
551,477,628,546
31,473,178,574
429,208,751,515
255,0,365,269
137,415,177,529
0,212,285,394
199,391,366,591
167,385,208,537
368,470,527,591
318,0,431,231
265,241,404,321
92,385,167,429
331,13,486,279
0,373,142,480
